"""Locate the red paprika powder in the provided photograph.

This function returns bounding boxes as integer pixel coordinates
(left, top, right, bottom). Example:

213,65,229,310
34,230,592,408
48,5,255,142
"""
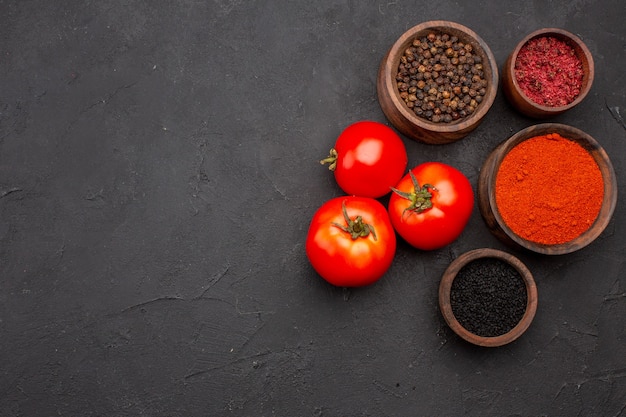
515,36,583,107
495,133,604,245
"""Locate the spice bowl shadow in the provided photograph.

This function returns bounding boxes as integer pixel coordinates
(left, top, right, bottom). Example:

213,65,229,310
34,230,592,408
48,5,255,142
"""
439,248,538,348
478,123,617,255
377,20,499,144
502,28,594,119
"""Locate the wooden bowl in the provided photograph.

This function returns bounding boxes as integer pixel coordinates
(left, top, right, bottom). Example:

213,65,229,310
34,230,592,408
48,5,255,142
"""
377,20,498,144
439,248,538,347
502,28,594,118
478,123,617,255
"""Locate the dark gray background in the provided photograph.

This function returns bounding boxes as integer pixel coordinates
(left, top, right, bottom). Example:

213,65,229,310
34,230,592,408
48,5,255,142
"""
1,0,625,416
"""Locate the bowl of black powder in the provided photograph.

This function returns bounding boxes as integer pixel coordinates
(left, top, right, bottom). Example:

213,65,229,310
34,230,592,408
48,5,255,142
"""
438,248,538,347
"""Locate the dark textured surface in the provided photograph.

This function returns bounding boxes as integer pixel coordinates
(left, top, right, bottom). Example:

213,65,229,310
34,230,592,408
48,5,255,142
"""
1,1,625,416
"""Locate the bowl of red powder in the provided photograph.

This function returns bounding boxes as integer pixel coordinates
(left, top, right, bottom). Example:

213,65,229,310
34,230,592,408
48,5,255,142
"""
502,28,594,119
377,20,499,144
439,248,538,347
478,123,617,255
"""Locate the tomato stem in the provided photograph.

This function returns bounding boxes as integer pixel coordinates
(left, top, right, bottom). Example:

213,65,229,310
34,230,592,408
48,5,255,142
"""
320,148,338,171
391,171,435,215
332,200,377,241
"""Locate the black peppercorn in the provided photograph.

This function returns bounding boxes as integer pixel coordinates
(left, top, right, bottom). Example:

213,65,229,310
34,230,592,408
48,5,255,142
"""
395,30,489,123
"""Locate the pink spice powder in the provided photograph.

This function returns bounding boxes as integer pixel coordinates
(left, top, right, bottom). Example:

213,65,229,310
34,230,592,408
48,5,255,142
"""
514,36,584,107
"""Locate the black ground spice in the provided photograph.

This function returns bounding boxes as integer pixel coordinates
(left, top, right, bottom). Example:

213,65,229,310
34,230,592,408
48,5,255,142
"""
396,31,488,123
450,258,527,337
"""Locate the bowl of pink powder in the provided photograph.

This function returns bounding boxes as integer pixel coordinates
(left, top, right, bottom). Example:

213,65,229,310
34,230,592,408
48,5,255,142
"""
502,28,594,119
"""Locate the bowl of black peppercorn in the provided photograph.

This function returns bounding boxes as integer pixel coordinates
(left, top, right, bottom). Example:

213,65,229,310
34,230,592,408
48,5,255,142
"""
377,20,499,144
439,248,538,347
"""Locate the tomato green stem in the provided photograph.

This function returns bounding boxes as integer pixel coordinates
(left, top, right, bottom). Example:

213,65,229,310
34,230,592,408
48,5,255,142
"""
332,201,377,241
391,171,435,215
320,148,338,171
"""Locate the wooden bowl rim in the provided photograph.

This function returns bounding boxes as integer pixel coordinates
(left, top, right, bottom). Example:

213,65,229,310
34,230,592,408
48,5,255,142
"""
438,248,538,347
506,27,595,113
381,20,499,133
486,123,617,255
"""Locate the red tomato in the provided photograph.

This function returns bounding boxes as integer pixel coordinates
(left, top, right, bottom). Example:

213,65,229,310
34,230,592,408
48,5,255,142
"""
388,162,474,250
321,121,408,198
306,196,396,287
